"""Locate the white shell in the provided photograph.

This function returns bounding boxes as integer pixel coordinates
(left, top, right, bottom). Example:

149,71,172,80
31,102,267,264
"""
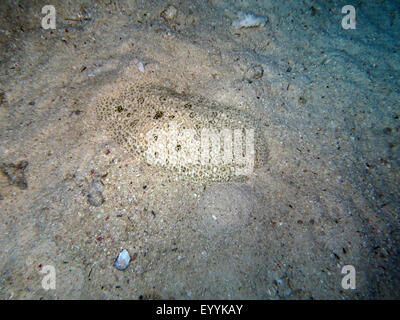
137,61,145,73
114,249,130,270
232,11,267,29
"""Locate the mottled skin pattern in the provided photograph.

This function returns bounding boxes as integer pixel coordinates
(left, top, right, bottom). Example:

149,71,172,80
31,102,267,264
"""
95,85,268,183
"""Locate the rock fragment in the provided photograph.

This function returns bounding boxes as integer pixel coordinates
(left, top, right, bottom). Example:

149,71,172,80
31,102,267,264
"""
0,90,5,106
87,180,104,207
244,64,264,81
161,5,177,21
0,160,29,190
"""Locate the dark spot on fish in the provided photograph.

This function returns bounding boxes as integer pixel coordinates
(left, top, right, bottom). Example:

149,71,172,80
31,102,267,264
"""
154,111,164,119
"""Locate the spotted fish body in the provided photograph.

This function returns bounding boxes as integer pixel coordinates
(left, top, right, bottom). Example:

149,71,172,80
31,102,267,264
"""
94,85,268,183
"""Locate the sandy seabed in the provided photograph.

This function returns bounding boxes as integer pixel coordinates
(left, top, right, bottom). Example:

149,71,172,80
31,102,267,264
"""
0,0,399,299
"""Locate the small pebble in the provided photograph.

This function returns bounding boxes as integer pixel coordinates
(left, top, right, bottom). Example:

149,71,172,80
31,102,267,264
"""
87,180,104,207
161,5,177,21
114,249,130,270
244,64,264,80
0,160,29,190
